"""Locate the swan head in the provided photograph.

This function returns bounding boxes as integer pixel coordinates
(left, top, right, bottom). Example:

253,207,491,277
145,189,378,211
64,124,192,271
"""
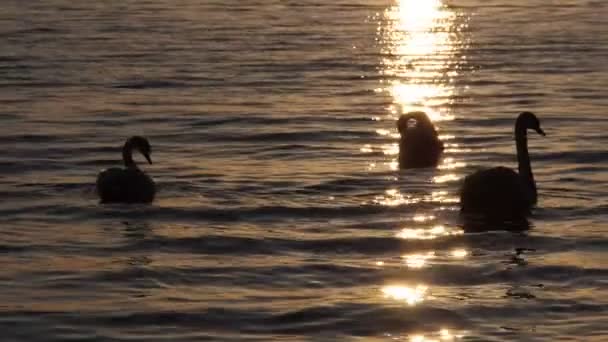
517,112,545,136
397,111,435,135
128,136,152,164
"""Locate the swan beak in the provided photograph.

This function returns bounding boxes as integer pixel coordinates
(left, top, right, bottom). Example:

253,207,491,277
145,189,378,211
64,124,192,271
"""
536,128,546,136
145,154,153,164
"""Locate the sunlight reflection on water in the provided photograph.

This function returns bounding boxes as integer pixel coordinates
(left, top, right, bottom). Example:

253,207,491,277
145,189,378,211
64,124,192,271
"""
370,0,468,187
413,214,435,222
451,249,468,258
382,284,428,306
373,189,460,207
403,251,436,268
409,328,467,341
380,0,465,123
371,2,474,337
396,225,464,240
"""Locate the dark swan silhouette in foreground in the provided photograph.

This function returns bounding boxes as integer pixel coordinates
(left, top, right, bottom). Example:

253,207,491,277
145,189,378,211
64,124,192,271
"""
397,111,444,169
96,136,155,203
460,112,545,220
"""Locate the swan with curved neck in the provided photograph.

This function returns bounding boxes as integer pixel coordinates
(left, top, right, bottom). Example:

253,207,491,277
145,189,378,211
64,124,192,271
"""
96,136,156,203
460,112,545,219
397,111,444,169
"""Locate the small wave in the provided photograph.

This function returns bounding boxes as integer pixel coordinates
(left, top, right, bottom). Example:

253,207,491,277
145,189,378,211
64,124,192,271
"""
119,235,408,255
0,133,63,144
201,130,379,143
488,264,608,284
112,80,191,89
262,303,467,336
536,150,608,164
185,115,374,128
305,177,395,193
6,27,63,36
0,245,28,253
79,303,465,336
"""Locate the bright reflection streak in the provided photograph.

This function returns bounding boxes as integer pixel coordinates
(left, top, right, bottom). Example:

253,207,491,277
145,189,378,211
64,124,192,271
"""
374,0,469,174
377,190,460,207
438,157,466,170
382,143,399,156
380,0,463,122
410,329,466,341
411,336,432,342
429,191,459,204
360,144,373,153
403,251,436,268
413,214,435,222
433,173,461,184
396,225,463,240
438,134,455,140
444,143,473,154
376,128,392,136
382,285,428,305
375,188,417,206
444,147,473,153
451,249,468,258
387,160,399,170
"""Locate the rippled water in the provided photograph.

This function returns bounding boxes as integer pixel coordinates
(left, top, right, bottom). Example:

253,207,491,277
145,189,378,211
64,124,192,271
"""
1,0,607,340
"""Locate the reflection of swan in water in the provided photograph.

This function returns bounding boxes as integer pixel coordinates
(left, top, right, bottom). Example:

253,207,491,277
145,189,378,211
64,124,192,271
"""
96,136,155,203
460,112,545,219
462,215,531,232
397,111,444,169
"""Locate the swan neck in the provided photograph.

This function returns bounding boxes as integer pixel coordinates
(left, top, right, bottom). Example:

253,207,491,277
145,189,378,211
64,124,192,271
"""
515,126,536,203
122,140,137,168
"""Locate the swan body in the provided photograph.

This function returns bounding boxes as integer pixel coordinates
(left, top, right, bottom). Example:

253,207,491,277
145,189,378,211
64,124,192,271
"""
96,136,155,203
397,111,444,169
460,112,545,219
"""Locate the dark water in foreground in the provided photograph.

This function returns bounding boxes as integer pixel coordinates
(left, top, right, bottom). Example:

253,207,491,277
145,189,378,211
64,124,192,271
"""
1,0,608,340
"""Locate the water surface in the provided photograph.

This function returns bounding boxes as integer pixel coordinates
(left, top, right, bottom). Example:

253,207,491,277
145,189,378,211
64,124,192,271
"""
1,0,607,340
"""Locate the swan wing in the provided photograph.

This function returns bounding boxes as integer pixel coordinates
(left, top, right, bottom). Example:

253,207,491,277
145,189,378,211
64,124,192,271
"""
96,168,127,202
129,170,156,203
96,168,156,203
460,167,530,217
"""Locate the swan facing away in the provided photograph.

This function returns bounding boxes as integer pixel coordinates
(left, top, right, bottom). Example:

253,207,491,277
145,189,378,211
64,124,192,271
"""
397,111,444,169
96,136,155,203
460,112,545,219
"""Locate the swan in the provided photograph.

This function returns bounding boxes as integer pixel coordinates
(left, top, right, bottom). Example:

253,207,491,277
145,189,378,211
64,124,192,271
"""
397,111,444,169
460,112,545,219
96,136,155,203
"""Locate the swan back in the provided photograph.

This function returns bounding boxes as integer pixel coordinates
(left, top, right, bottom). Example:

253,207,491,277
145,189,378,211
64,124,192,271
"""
397,111,443,169
460,167,531,219
97,167,155,203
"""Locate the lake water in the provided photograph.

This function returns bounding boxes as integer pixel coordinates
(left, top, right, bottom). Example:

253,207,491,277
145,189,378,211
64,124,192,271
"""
1,0,607,340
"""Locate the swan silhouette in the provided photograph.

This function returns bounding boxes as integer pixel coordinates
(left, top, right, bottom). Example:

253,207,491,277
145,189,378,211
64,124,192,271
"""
96,136,155,203
397,111,444,169
460,112,545,219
